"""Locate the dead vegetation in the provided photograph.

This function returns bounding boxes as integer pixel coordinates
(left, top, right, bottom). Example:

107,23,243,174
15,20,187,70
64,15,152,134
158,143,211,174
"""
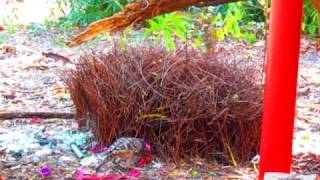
65,44,263,164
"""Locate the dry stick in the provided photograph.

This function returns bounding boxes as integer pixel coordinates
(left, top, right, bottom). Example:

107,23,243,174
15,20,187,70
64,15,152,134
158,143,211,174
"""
42,52,72,63
0,112,75,119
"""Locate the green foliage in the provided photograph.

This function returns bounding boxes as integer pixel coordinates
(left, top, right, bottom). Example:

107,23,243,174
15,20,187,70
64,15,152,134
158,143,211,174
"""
5,24,22,34
210,0,319,38
61,0,318,49
209,2,264,43
0,34,5,44
144,13,192,50
303,0,319,35
62,0,129,26
44,18,57,29
27,24,47,33
144,1,265,50
52,38,68,47
60,0,318,50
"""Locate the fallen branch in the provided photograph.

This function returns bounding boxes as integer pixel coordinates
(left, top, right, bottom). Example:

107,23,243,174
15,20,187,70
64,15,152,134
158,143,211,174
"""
310,0,320,13
67,0,320,46
67,0,240,47
0,112,75,119
42,52,72,63
195,0,240,7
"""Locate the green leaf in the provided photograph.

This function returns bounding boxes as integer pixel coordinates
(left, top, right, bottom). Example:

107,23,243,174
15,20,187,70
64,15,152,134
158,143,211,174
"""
0,35,5,44
244,33,256,44
215,29,225,41
163,30,176,50
307,24,318,34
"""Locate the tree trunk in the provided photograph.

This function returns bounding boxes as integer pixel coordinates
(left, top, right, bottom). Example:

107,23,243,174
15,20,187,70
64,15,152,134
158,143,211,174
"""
67,0,241,46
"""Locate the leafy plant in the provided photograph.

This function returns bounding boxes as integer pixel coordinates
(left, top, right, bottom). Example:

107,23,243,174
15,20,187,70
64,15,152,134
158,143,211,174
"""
144,2,264,51
62,0,129,26
303,0,319,35
62,0,318,49
211,2,264,43
5,24,21,34
186,1,265,48
52,38,68,47
144,12,192,50
0,35,5,44
44,18,57,29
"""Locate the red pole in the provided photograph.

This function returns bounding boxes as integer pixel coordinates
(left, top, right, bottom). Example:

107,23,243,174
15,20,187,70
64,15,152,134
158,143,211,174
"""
259,0,303,179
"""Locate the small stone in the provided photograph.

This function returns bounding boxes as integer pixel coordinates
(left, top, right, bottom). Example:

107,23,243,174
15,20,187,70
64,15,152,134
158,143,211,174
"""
32,156,40,164
10,150,23,158
35,148,52,158
1,120,12,127
57,155,77,167
9,164,21,170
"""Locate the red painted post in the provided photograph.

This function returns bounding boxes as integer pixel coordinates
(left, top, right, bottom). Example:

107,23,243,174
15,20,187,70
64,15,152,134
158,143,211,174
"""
258,0,304,179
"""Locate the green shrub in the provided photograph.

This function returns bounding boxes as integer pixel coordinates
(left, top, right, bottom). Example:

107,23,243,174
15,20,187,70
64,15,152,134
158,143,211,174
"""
0,35,5,44
62,0,318,47
144,12,192,50
143,2,265,51
207,1,264,43
303,0,319,35
62,0,129,26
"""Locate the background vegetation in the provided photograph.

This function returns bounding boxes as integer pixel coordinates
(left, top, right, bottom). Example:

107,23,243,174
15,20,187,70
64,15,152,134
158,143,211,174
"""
1,0,318,48
61,0,130,26
57,0,318,49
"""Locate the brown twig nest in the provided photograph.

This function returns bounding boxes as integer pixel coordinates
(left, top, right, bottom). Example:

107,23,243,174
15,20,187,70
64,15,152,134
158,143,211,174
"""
65,44,262,164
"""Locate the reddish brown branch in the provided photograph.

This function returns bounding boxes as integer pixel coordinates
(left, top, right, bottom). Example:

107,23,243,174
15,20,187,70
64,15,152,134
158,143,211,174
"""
0,112,75,119
42,52,72,63
195,0,242,7
67,0,240,47
310,0,320,13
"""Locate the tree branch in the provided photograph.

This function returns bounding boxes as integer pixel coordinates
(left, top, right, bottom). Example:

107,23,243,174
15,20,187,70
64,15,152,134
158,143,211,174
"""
310,0,320,13
195,0,242,7
66,0,241,47
0,112,75,119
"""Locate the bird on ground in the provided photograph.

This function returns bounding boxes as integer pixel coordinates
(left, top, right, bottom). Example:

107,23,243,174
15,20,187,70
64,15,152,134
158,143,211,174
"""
95,137,152,172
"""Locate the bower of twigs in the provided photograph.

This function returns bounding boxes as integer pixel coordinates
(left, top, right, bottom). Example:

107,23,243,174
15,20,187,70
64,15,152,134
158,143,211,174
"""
65,44,263,164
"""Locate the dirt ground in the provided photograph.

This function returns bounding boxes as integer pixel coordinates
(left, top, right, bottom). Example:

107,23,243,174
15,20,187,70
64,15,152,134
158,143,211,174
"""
0,26,319,179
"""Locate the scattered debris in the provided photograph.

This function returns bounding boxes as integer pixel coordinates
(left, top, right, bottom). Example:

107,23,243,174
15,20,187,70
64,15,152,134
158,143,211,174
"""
264,172,319,180
70,143,85,159
39,166,52,178
42,52,72,63
0,45,16,54
292,152,320,174
298,87,311,97
0,26,319,179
